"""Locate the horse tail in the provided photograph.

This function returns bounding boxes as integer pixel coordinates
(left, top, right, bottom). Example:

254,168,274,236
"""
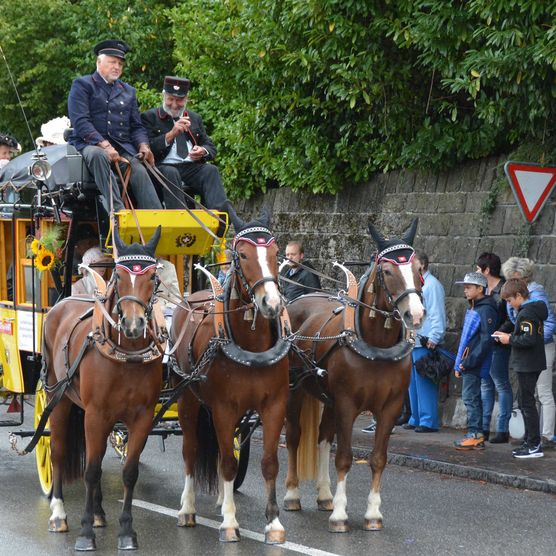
195,406,219,494
64,404,86,483
297,396,322,481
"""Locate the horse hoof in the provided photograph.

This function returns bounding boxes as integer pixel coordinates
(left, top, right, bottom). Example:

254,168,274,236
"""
118,533,139,550
317,499,334,512
177,513,196,527
219,527,240,542
75,536,96,551
48,517,68,533
93,514,107,528
265,529,286,544
328,519,350,533
283,499,301,511
364,518,383,531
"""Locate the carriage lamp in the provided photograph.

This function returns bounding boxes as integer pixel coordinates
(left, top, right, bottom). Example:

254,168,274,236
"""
29,155,52,181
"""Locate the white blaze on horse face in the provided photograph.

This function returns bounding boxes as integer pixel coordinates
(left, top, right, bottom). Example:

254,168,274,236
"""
255,245,281,310
398,263,424,327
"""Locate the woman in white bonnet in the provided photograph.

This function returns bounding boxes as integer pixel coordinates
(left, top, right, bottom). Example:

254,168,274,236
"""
35,116,71,148
71,246,112,296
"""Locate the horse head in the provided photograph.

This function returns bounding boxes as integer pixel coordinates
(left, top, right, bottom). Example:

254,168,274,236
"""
112,225,161,339
229,207,283,319
368,218,425,330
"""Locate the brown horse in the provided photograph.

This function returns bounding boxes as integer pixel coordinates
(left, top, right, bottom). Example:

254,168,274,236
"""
284,219,425,532
42,226,164,551
170,209,290,544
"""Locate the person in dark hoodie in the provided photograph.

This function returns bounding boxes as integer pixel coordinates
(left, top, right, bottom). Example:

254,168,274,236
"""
494,278,548,458
453,272,498,450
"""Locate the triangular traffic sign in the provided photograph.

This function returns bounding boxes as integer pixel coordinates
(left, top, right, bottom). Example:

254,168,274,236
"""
504,161,556,223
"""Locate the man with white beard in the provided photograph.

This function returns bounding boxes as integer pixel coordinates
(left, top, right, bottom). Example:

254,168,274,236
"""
141,76,229,211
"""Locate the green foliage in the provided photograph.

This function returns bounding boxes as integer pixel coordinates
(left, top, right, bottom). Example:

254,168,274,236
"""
2,0,555,198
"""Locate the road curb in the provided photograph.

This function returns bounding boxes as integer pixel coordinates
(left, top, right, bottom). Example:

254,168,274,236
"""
255,429,555,495
350,445,556,495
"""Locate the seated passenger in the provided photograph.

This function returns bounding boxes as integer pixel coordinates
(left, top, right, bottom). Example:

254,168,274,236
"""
0,132,21,171
141,76,229,211
67,39,162,212
72,246,112,296
35,116,71,148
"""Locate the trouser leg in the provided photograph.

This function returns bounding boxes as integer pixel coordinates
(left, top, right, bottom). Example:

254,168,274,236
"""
180,163,229,209
480,376,494,433
124,157,162,209
158,164,186,209
462,373,482,434
412,347,439,429
81,146,125,212
536,343,556,439
518,371,541,446
490,347,512,433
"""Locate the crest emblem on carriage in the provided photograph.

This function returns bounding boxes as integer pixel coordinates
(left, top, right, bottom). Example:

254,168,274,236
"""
173,85,180,91
175,233,196,248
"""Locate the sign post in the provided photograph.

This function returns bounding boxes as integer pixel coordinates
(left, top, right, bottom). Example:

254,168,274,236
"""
504,161,556,223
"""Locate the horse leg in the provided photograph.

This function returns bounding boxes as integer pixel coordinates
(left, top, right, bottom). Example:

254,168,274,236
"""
329,401,357,533
260,401,287,545
283,388,304,511
75,415,111,551
92,481,107,528
364,401,400,531
48,397,74,533
117,414,153,550
316,405,335,511
212,411,240,542
177,396,200,528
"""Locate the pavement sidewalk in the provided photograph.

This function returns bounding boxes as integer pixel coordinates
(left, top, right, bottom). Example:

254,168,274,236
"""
351,414,556,494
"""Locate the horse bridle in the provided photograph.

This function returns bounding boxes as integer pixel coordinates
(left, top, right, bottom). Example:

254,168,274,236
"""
371,244,422,313
111,254,160,322
231,226,279,305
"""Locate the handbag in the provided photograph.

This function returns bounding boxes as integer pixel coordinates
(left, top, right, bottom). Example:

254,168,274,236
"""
415,347,455,385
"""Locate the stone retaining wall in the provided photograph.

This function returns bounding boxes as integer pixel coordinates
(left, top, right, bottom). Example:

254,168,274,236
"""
232,154,556,426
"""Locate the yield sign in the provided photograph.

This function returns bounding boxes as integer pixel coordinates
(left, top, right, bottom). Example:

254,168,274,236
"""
504,161,556,223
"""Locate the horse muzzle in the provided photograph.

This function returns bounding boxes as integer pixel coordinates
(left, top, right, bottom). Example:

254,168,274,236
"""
120,315,147,340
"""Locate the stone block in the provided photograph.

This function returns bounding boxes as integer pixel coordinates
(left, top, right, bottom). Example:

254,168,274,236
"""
436,193,466,213
396,170,417,193
502,206,523,234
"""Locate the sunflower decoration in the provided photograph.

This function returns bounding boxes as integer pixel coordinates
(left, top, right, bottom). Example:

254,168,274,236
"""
27,226,64,273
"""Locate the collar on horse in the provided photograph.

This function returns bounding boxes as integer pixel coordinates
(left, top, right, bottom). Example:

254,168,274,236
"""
335,246,417,362
90,257,167,364
192,226,291,368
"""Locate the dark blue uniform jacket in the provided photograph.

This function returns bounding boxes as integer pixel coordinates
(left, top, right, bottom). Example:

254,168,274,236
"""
68,71,148,155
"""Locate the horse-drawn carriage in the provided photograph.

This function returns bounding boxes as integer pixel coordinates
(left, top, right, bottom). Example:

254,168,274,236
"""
1,140,427,551
0,143,234,494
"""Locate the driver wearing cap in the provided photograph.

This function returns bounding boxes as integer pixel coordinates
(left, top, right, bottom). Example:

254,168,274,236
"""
67,39,162,212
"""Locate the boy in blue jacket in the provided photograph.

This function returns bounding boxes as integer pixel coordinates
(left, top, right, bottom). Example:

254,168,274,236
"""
453,273,498,449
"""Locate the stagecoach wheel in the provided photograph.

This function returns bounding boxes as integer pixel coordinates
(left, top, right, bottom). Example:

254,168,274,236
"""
34,380,53,497
233,427,251,491
109,429,128,462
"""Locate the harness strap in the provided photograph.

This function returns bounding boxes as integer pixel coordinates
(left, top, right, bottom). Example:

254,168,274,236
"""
11,335,93,456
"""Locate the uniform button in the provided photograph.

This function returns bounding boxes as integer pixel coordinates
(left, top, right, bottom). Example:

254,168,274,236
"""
120,122,123,126
120,112,123,115
108,121,111,125
108,110,111,113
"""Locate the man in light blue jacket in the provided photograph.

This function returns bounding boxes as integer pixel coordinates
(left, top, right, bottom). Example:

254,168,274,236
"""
405,251,446,432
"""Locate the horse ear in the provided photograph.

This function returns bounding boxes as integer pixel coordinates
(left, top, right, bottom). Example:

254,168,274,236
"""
145,225,162,256
113,224,127,254
257,207,270,228
402,218,419,246
227,203,246,234
368,221,387,250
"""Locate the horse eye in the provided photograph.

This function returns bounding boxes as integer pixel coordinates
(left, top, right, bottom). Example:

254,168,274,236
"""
239,252,247,260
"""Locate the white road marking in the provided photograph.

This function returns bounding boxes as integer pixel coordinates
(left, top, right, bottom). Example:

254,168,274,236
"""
131,498,343,556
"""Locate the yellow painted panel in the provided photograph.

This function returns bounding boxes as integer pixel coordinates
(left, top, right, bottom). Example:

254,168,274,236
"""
116,209,228,256
0,308,23,393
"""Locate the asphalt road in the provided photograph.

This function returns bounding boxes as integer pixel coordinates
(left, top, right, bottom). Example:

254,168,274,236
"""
0,407,554,556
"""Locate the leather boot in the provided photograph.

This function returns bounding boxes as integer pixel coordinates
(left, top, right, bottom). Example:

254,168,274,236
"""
395,393,411,426
489,432,509,444
482,430,490,442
